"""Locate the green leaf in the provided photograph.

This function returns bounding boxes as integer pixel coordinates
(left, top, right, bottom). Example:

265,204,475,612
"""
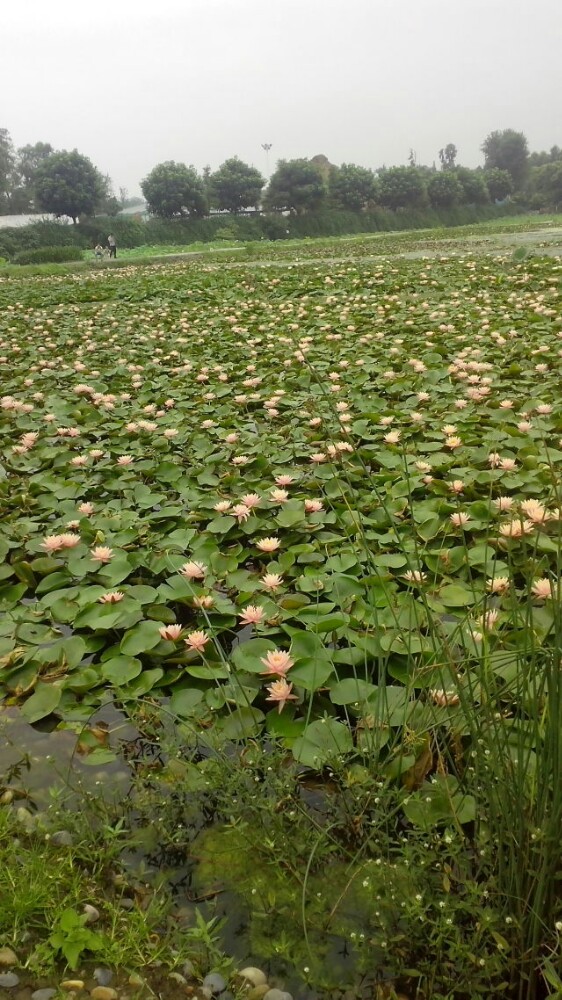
21,682,62,722
330,678,378,705
402,776,476,829
101,655,143,685
289,659,333,691
231,637,277,673
120,620,163,656
438,584,476,607
170,687,205,716
292,718,353,768
219,706,265,739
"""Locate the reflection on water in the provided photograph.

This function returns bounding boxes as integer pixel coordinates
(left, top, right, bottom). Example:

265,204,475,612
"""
0,702,136,806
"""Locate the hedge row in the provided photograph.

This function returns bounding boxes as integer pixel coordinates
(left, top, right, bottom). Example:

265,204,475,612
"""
12,245,84,265
0,203,520,259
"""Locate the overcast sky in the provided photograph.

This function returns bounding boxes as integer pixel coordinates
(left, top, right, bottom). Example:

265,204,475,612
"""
3,0,561,195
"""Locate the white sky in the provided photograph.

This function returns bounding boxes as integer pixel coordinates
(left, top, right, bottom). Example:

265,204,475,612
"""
3,0,562,195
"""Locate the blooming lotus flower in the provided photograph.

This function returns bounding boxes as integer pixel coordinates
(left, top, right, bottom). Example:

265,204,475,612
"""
99,591,125,604
480,609,499,631
41,535,65,553
414,461,432,473
231,455,249,466
265,678,298,713
487,576,510,594
450,512,471,528
520,499,549,523
269,488,289,503
213,500,232,513
58,533,81,548
159,624,183,640
184,630,210,652
260,649,294,677
256,537,281,553
499,458,517,471
91,546,114,564
304,499,324,513
448,480,465,494
384,430,401,445
445,436,462,450
232,503,251,522
429,689,460,707
192,594,215,609
531,578,553,599
498,520,534,539
239,605,265,625
240,493,261,508
275,475,295,486
310,453,327,464
179,560,207,579
493,496,513,512
117,455,134,466
403,570,427,584
261,572,283,591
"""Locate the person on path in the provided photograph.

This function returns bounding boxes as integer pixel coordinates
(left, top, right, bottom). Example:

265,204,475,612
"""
107,234,117,258
94,243,104,261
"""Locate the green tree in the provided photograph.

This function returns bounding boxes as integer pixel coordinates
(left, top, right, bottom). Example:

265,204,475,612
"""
484,167,514,202
438,143,457,170
0,128,17,212
377,166,428,211
427,171,464,208
529,146,562,167
527,162,562,211
482,129,529,188
210,157,265,213
264,159,326,214
34,150,105,222
17,142,53,187
454,167,490,205
329,163,378,210
141,161,207,219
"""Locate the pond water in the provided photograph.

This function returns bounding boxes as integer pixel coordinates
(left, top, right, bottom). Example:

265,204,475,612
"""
1,706,389,999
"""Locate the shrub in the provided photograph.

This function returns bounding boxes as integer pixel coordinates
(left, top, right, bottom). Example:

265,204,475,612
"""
12,245,84,265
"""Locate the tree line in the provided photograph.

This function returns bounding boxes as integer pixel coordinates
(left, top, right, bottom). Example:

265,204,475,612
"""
1,127,561,223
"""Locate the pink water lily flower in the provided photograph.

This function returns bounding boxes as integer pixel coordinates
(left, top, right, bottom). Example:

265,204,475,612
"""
239,605,265,625
265,679,298,713
91,546,114,563
159,624,183,641
260,649,294,677
179,560,207,579
184,630,210,652
99,591,125,604
256,537,281,553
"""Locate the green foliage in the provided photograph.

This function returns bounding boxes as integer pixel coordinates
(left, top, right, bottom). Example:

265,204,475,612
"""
377,165,428,210
482,128,529,188
527,161,562,211
141,161,207,219
427,171,464,208
438,142,457,169
454,166,490,205
264,158,327,213
0,127,17,212
210,157,265,213
48,908,104,969
485,166,514,202
34,150,106,222
13,244,83,265
329,163,378,210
